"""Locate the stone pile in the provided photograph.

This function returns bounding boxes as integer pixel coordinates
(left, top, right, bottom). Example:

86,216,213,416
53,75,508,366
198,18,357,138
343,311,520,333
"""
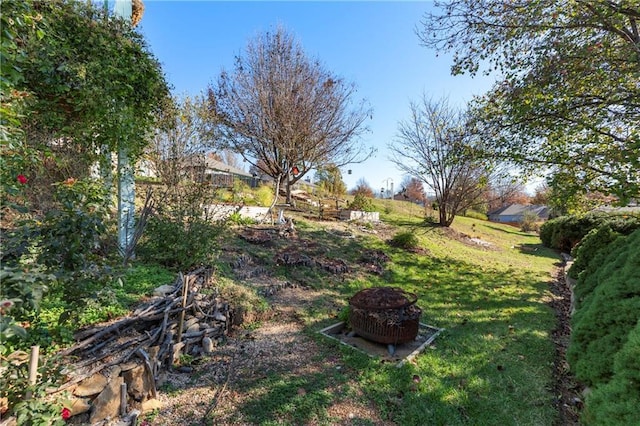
51,268,232,425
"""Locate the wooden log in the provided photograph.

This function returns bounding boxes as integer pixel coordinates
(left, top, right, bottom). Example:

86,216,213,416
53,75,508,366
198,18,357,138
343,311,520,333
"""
176,275,191,345
157,330,174,369
120,382,128,417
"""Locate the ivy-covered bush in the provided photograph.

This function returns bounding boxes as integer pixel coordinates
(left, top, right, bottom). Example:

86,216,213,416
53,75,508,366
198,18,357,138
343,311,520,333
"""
567,229,640,387
582,320,640,425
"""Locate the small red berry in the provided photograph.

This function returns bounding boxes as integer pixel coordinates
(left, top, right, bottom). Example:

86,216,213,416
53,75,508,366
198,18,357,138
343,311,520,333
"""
17,174,28,184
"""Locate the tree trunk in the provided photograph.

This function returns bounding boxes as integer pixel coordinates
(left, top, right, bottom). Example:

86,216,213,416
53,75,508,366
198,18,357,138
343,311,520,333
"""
439,208,449,227
285,174,292,204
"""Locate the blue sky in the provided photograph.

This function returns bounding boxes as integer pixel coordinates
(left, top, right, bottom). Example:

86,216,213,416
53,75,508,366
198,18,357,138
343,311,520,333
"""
135,1,497,193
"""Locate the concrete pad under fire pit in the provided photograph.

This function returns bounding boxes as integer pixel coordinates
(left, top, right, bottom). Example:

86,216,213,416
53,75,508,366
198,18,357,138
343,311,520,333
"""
319,321,443,367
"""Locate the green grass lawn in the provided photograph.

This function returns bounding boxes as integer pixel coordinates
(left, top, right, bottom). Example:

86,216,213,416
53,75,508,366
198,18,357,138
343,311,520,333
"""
45,199,560,425
215,204,562,425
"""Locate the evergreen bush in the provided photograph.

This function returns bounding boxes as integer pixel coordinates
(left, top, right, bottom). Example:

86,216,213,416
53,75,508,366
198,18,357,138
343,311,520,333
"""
571,235,629,309
568,226,621,279
568,215,640,279
582,320,640,425
567,230,640,387
539,212,640,252
347,194,375,212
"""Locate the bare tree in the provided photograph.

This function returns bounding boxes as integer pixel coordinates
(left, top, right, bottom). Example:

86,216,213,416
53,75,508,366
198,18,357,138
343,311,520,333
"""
388,96,488,226
210,26,374,204
485,173,530,212
146,95,219,185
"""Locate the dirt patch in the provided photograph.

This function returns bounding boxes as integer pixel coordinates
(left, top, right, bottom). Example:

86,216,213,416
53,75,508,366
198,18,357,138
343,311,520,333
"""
439,226,499,250
150,286,393,425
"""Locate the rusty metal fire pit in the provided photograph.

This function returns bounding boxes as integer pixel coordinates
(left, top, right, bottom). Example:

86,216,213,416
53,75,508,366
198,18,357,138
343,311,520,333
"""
348,286,422,348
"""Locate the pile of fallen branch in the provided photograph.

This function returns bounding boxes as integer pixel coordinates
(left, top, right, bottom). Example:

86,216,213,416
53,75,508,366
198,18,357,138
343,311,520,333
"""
51,267,231,395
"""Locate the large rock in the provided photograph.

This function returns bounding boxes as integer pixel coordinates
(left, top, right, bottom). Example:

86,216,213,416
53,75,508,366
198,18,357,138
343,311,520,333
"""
74,372,108,397
153,285,175,297
122,365,154,402
69,397,91,416
202,337,215,354
141,398,163,413
186,323,200,334
90,376,123,424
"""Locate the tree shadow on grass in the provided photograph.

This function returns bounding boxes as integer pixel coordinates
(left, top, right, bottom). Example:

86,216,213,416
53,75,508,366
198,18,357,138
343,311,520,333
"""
516,243,561,261
201,222,559,425
485,224,537,237
349,254,558,425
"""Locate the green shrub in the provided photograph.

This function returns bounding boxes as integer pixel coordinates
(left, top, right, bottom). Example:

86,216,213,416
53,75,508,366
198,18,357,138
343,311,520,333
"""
539,212,640,252
568,226,621,279
37,179,111,271
347,194,375,212
137,182,226,270
582,319,640,426
541,215,588,252
389,231,419,250
137,216,223,270
571,235,630,309
567,230,640,387
227,211,255,225
253,184,275,207
568,215,640,279
520,210,541,232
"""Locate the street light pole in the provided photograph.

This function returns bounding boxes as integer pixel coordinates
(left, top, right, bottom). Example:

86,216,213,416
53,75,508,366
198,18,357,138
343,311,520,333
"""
382,178,394,200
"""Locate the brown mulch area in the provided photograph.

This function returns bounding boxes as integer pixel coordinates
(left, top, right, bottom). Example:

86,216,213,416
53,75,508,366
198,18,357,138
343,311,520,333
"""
547,265,583,425
151,286,392,425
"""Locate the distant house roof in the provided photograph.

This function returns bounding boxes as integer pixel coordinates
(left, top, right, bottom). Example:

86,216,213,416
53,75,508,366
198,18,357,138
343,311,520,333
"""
204,155,252,178
488,204,550,222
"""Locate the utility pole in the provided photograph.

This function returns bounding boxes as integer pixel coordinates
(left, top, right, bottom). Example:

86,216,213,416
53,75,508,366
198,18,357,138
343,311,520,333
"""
114,0,135,256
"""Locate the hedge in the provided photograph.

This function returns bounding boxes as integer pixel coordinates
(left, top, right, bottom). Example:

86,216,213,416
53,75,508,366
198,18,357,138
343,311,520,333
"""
582,320,640,425
539,211,640,252
567,230,640,387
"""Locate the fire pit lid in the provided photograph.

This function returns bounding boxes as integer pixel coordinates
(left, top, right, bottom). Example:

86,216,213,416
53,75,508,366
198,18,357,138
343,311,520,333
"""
349,286,418,311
